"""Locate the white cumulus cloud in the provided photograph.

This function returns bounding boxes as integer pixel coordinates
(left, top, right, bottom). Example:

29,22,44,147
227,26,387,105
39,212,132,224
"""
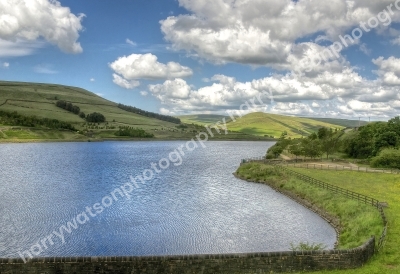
110,53,193,81
373,56,400,86
149,78,191,100
112,73,140,89
160,0,400,68
0,0,84,55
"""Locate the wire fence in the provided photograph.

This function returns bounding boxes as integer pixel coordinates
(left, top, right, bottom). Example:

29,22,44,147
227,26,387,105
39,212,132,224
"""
241,157,388,252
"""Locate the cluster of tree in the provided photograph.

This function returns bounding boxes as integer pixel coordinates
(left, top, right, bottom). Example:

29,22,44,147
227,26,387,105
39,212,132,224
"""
266,116,400,169
86,112,106,123
114,126,154,138
56,100,85,118
343,117,400,159
118,103,181,124
266,128,343,159
0,110,76,131
370,148,400,169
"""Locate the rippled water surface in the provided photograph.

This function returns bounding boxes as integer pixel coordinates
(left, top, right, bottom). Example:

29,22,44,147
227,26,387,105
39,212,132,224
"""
0,141,336,257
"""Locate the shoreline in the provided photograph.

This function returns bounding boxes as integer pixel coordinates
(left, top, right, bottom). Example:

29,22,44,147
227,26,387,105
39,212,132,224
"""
233,172,341,249
0,137,276,144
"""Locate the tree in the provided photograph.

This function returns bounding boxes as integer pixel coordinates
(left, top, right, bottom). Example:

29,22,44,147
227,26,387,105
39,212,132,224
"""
317,127,329,140
288,142,303,159
86,112,106,123
318,128,342,159
71,105,80,114
374,131,398,154
301,138,322,158
371,148,400,169
118,103,181,124
114,127,154,138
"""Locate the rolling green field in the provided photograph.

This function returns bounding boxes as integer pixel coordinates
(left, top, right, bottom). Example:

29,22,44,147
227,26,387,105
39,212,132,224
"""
301,117,369,128
227,112,344,138
284,167,399,274
0,81,176,128
178,114,231,125
0,81,274,141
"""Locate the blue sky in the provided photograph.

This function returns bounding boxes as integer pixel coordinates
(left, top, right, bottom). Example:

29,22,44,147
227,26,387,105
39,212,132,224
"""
1,0,400,120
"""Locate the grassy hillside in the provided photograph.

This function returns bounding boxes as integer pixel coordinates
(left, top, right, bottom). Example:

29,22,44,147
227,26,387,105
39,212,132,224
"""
227,112,344,138
0,81,273,141
0,81,175,127
304,117,369,128
178,114,231,125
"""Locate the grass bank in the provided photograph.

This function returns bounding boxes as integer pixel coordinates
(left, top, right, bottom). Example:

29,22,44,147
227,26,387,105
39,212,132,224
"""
236,163,383,251
285,167,399,273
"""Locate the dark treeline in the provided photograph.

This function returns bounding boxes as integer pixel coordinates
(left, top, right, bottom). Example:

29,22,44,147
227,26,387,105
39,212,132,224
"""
56,100,86,119
56,100,81,115
0,110,76,131
114,126,154,138
118,103,180,124
343,117,400,168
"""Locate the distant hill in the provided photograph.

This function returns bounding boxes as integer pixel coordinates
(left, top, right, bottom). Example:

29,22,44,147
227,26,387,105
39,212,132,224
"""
178,114,231,125
226,112,344,138
303,117,369,128
0,81,273,141
0,81,177,128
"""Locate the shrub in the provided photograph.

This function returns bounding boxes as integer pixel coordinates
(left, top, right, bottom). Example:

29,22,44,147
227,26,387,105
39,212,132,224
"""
371,148,400,169
114,127,154,138
290,242,326,251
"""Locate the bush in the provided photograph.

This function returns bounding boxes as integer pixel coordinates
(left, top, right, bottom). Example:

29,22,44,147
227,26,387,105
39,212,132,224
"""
114,127,154,138
86,112,106,123
371,148,400,169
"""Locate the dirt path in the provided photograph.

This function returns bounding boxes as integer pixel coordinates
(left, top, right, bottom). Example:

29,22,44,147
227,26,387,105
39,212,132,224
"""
280,154,292,160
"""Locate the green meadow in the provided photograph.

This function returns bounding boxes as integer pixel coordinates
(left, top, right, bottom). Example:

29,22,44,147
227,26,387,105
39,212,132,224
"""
227,112,344,138
238,163,400,274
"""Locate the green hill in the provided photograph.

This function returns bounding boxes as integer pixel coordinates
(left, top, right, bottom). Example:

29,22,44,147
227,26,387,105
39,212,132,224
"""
226,112,344,138
0,81,272,141
0,81,175,127
303,117,369,128
178,114,231,125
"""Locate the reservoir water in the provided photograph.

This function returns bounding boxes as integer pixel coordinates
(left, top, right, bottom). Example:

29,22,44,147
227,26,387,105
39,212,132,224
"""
0,141,336,258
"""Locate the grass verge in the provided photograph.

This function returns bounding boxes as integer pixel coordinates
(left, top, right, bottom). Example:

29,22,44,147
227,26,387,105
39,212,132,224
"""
285,167,399,273
236,163,383,251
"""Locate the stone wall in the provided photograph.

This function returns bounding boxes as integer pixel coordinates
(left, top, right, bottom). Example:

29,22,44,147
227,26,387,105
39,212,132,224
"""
0,237,375,274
